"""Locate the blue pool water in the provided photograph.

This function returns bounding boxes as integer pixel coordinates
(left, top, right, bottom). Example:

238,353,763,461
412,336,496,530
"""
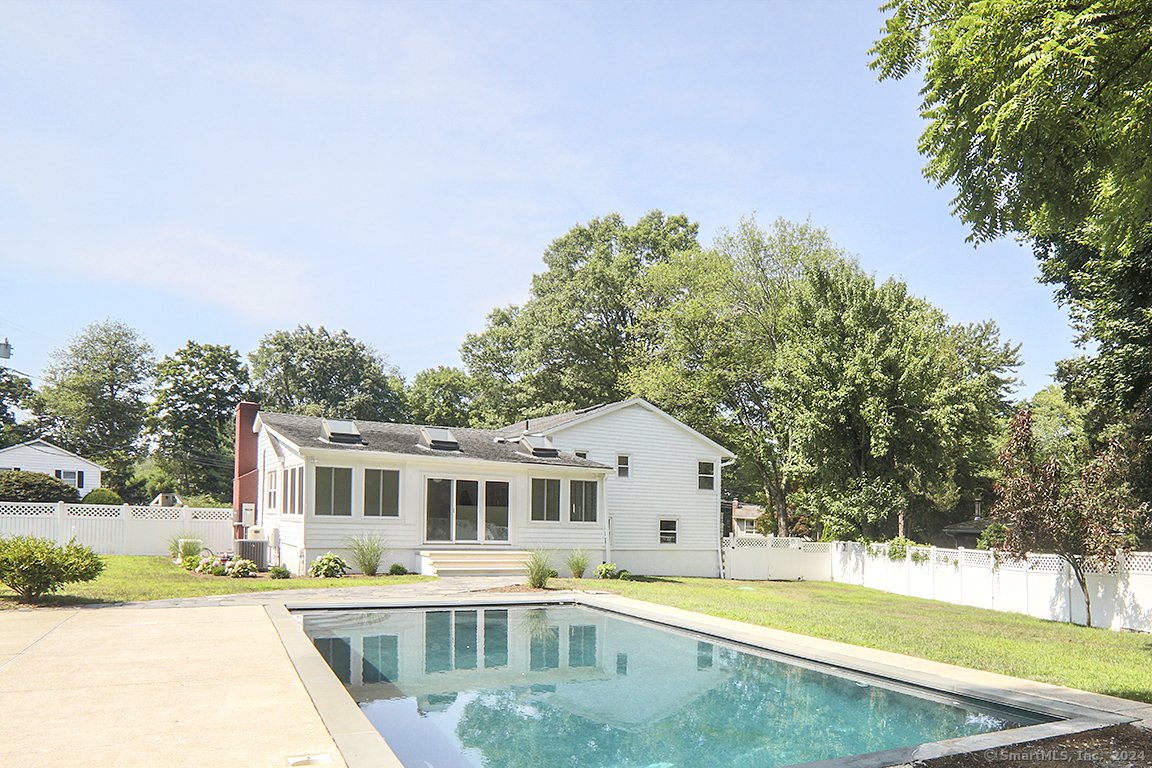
301,604,1053,768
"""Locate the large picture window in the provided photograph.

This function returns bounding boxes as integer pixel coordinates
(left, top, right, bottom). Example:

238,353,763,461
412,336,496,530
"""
315,466,352,516
364,469,400,517
531,478,560,521
570,480,597,522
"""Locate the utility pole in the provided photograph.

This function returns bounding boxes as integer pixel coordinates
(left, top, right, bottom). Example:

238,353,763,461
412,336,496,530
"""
0,338,11,359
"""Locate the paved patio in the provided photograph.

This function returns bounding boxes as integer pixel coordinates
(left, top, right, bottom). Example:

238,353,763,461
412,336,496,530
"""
0,576,520,768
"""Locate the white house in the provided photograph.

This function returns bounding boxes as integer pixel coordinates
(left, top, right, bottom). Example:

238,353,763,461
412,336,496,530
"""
0,439,105,495
238,398,735,577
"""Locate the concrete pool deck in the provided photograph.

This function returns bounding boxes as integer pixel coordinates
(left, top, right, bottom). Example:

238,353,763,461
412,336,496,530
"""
2,578,1150,768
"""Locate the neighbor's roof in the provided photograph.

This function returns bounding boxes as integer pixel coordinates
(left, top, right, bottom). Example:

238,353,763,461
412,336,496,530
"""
0,438,108,470
497,397,737,459
254,411,611,470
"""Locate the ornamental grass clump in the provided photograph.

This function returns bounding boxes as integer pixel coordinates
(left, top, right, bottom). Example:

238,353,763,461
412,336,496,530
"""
0,535,105,602
309,552,349,578
343,533,390,576
167,532,202,561
524,549,554,589
565,549,590,579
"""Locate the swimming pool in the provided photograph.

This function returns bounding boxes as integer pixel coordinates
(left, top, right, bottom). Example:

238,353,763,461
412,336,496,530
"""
294,598,1088,768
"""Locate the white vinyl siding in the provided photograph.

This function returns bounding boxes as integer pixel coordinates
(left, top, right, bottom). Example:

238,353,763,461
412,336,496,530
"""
0,441,103,493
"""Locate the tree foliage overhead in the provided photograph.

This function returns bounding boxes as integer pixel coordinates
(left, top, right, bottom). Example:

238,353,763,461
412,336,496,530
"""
406,366,473,427
871,1,1152,411
151,341,250,500
34,319,154,495
249,325,407,422
462,211,700,427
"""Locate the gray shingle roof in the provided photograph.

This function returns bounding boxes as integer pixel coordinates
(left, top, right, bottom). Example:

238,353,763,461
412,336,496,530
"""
258,412,609,470
495,403,613,437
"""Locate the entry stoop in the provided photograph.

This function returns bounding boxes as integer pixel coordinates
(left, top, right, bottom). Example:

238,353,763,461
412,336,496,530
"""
419,549,533,577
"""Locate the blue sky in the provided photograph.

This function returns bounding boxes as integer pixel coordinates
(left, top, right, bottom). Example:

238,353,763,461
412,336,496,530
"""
2,0,1076,400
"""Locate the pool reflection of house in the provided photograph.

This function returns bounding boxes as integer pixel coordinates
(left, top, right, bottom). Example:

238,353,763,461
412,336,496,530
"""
301,605,730,729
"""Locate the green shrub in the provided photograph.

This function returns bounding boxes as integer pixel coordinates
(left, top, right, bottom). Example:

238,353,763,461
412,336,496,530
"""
166,532,203,560
616,570,632,580
523,549,553,589
81,488,122,505
564,549,590,579
226,558,258,578
209,565,227,576
0,536,105,601
389,562,409,575
179,493,230,508
343,533,390,576
180,554,199,570
595,562,618,580
978,522,1008,550
269,565,291,579
0,471,80,503
309,552,349,578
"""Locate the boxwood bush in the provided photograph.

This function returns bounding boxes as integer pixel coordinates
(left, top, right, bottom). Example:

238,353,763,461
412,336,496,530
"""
0,471,81,503
0,535,105,602
81,488,123,505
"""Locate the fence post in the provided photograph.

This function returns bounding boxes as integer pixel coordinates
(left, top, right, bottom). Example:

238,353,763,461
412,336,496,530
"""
120,504,130,556
930,546,937,601
957,547,965,605
55,501,67,545
989,548,996,611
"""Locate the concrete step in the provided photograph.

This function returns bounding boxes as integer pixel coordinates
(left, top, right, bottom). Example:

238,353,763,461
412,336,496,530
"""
419,549,533,577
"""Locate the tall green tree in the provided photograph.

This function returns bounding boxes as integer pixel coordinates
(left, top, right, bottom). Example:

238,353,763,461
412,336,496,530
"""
462,211,700,426
0,369,35,449
992,409,1148,627
631,217,844,536
249,325,407,422
783,261,1019,540
871,0,1152,410
151,341,250,500
35,320,155,493
406,366,473,427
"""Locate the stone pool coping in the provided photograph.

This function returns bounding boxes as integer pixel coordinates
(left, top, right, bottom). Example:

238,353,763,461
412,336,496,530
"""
274,590,1152,768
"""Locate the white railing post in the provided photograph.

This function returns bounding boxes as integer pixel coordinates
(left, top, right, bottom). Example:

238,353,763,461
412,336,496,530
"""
55,501,67,545
957,547,965,605
120,504,130,556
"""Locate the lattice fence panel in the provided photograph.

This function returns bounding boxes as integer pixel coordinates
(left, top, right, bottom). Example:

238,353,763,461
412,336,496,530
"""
0,502,56,516
66,504,123,518
801,542,833,554
191,508,233,521
962,550,992,567
1125,552,1152,573
1028,554,1065,573
130,506,182,520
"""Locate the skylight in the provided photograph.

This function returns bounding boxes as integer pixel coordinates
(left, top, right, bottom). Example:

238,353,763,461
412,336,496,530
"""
420,426,460,451
518,434,559,458
322,419,362,444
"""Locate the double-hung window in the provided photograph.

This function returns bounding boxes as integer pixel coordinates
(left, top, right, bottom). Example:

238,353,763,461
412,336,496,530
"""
659,519,678,544
570,480,597,522
617,455,630,478
364,469,400,517
531,478,560,521
698,461,715,490
265,470,278,510
315,466,352,516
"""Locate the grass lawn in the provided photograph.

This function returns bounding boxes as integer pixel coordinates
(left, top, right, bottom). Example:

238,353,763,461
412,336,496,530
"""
552,576,1152,704
0,555,434,608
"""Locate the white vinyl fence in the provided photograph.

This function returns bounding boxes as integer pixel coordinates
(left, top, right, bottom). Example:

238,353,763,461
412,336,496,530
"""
0,502,234,556
723,536,1152,632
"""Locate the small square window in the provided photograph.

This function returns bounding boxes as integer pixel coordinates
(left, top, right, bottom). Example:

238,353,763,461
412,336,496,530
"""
698,461,715,490
659,519,677,544
617,455,629,478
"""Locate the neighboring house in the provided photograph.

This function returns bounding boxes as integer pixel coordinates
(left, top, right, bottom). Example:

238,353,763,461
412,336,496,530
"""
729,500,764,536
0,439,105,495
237,398,735,577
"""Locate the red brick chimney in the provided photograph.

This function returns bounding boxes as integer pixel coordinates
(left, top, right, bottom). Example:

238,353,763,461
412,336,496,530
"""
232,401,260,540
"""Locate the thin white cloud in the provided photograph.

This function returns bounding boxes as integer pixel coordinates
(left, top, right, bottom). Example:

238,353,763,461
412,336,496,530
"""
71,228,311,321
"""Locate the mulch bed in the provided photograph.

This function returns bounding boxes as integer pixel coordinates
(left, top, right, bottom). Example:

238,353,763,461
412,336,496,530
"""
911,724,1151,768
